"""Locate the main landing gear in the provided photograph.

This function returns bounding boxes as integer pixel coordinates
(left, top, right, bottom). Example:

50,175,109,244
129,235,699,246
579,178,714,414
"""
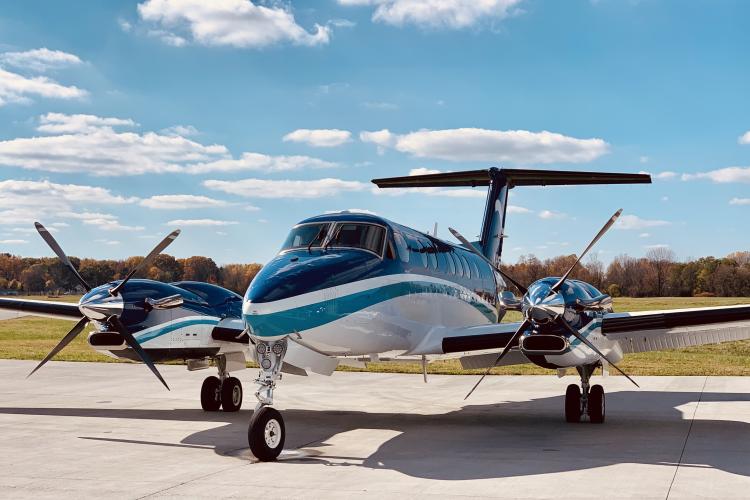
564,364,605,424
247,338,288,461
200,355,243,412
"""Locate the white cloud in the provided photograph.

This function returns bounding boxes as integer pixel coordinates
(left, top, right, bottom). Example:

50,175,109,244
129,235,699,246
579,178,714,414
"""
362,101,398,110
95,239,121,246
682,167,750,183
204,178,367,199
66,212,144,231
0,67,86,106
0,180,134,215
615,214,670,230
166,218,238,226
0,112,228,175
160,124,198,136
283,129,351,147
738,131,750,145
0,48,82,72
645,244,670,250
639,232,651,238
0,239,27,244
140,194,231,209
654,171,677,180
186,152,337,174
338,0,524,30
325,208,378,215
507,205,531,214
360,127,608,163
137,0,331,48
730,197,750,206
37,112,138,134
639,156,649,164
538,210,566,220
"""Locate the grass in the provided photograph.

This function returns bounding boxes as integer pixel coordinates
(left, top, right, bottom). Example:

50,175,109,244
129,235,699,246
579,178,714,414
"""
1,297,749,376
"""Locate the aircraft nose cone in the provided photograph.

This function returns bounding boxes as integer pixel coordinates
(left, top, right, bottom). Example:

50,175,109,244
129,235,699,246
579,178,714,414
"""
78,288,124,321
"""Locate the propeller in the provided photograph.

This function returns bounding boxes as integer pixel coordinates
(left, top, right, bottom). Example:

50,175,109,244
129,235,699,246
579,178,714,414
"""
448,227,527,294
109,229,180,296
462,208,638,399
464,319,531,400
549,209,622,294
34,222,91,292
30,223,180,389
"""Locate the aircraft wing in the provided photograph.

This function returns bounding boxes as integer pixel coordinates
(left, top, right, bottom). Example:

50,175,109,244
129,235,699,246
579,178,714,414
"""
602,304,750,353
0,297,82,321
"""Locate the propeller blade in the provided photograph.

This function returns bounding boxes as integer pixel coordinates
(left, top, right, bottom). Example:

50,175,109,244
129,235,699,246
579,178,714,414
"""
464,319,531,400
34,222,91,292
27,316,89,378
109,229,180,296
448,227,527,295
550,209,622,294
108,316,170,390
558,318,639,388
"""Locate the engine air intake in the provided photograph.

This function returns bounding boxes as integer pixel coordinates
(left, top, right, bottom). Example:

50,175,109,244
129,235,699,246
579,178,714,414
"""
520,335,569,354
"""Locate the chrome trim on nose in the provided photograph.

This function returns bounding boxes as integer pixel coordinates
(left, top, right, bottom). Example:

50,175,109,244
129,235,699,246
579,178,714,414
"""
78,291,124,320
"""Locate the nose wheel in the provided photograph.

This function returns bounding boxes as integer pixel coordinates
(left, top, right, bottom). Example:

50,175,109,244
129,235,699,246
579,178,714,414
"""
564,365,605,423
248,406,285,461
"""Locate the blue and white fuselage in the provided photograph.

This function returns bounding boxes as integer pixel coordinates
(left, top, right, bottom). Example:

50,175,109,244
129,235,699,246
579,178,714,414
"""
243,212,501,356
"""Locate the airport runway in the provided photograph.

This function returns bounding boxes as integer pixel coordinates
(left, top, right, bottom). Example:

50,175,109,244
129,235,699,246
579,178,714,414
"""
0,360,748,499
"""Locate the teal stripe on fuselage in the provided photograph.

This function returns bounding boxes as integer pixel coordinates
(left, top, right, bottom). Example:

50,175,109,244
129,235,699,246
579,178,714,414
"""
134,318,219,344
244,280,497,338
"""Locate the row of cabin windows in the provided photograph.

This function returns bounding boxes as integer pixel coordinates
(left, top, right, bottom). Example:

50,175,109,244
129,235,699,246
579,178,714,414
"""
392,231,487,280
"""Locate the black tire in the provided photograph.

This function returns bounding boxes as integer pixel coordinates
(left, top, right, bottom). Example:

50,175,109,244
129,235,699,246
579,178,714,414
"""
588,384,605,424
221,377,243,412
248,406,285,462
200,376,222,412
565,384,581,423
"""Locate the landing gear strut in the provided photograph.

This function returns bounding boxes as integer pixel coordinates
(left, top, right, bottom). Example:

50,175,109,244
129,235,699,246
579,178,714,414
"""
564,364,605,423
200,355,243,412
247,338,287,461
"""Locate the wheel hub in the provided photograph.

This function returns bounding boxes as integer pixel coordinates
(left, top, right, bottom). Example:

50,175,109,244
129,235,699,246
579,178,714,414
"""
264,419,281,448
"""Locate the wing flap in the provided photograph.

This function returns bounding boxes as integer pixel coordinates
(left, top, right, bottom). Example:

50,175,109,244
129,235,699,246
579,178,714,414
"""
602,305,750,354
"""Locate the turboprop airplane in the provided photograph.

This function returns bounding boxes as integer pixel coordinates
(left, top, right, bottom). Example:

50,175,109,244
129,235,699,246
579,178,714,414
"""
3,168,750,463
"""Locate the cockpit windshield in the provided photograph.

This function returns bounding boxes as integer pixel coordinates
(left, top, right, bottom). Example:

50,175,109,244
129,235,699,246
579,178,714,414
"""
281,223,331,250
327,223,385,255
280,222,385,256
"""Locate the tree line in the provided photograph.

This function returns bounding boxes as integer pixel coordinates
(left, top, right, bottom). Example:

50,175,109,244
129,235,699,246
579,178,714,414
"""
1,249,749,297
0,253,261,296
503,249,750,297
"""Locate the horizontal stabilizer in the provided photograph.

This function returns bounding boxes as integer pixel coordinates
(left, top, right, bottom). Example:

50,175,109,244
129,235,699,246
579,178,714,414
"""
372,168,651,189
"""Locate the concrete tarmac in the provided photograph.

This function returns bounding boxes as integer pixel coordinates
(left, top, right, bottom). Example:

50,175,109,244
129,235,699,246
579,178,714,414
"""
0,359,748,499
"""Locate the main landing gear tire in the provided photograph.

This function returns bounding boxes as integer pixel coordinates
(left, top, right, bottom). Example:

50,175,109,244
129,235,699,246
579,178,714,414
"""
565,384,582,423
221,377,243,412
200,376,222,412
588,384,605,424
248,406,285,462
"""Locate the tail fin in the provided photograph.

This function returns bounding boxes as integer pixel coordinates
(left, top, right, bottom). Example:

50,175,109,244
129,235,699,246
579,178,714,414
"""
372,168,651,264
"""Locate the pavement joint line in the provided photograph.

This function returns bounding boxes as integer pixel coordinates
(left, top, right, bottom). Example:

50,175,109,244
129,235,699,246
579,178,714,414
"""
135,462,252,499
665,375,708,500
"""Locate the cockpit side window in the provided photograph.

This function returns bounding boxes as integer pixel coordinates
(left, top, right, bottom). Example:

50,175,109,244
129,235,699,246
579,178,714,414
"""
327,223,386,256
281,223,330,250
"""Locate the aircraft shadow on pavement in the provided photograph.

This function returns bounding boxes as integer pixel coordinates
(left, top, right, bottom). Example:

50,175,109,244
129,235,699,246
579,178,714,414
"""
1,390,748,480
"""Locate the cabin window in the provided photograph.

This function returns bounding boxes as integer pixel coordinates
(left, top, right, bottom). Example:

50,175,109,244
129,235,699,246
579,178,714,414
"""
409,237,427,268
445,251,456,275
469,257,480,279
423,241,438,269
328,223,386,255
452,252,463,277
281,223,331,250
394,231,410,263
460,254,472,279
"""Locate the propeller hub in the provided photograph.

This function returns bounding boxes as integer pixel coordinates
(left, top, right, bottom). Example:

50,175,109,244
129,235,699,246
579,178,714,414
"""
522,286,566,324
78,287,124,321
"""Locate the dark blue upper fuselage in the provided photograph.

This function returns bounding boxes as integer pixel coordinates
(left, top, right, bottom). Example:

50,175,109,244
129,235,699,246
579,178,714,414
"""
245,212,499,308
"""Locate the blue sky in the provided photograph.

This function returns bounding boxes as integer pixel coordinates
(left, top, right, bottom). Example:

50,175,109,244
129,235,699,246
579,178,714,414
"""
0,0,748,265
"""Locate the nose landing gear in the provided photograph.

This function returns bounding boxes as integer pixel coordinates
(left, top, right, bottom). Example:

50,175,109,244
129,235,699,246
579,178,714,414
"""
247,338,287,461
564,365,605,423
